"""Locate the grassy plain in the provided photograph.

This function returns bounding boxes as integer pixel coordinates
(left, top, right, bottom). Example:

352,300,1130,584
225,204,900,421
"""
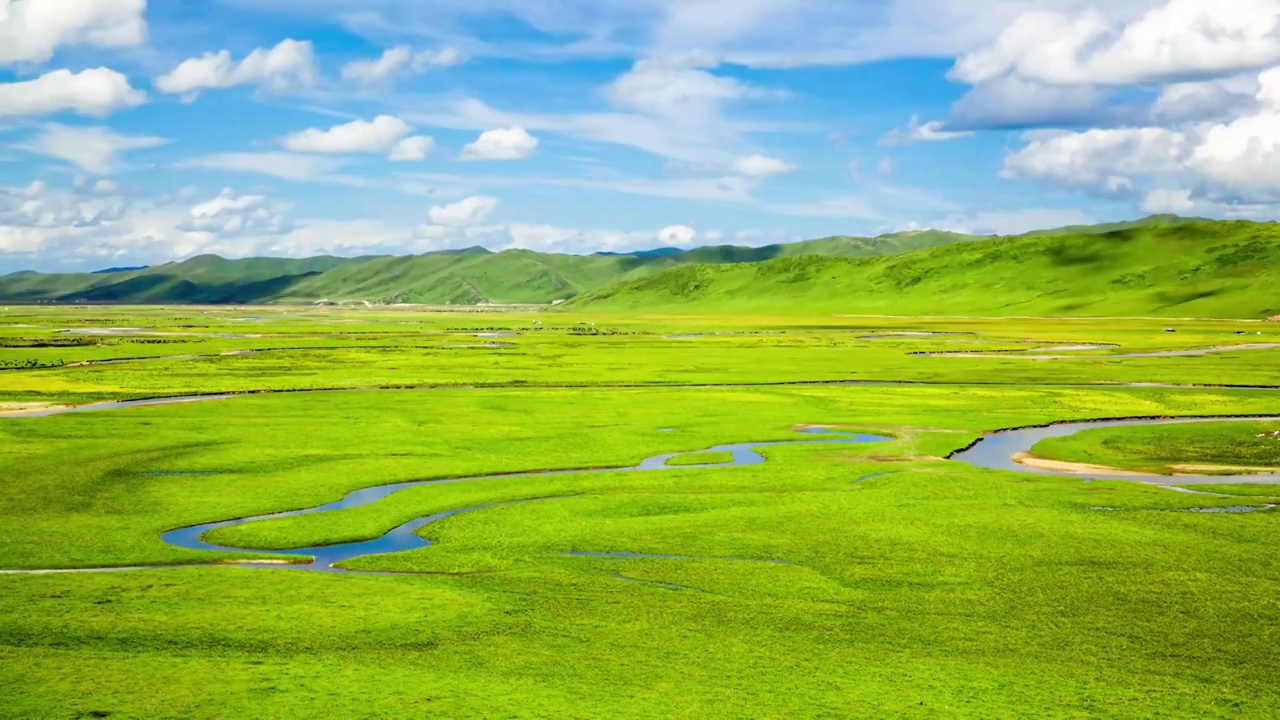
1,305,1279,718
664,450,736,466
1032,420,1280,474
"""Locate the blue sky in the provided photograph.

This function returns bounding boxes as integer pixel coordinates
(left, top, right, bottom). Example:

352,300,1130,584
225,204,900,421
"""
1,0,1278,272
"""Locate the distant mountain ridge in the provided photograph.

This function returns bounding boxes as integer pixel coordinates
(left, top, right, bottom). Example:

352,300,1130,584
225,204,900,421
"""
0,216,1236,307
0,228,989,304
569,218,1280,319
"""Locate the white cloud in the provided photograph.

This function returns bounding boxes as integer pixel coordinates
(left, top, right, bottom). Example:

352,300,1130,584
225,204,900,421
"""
1153,75,1262,122
502,223,582,253
0,178,825,271
429,196,499,227
388,135,435,162
948,76,1118,130
1003,127,1190,187
919,208,1098,236
460,127,538,161
880,115,974,145
185,188,291,236
1140,188,1198,214
1002,65,1280,207
658,224,697,247
342,46,412,85
342,45,465,85
732,154,796,178
0,68,146,118
154,39,318,99
413,46,465,70
177,152,345,181
0,0,146,65
605,52,781,120
283,115,412,154
18,124,167,174
189,188,266,219
952,0,1280,87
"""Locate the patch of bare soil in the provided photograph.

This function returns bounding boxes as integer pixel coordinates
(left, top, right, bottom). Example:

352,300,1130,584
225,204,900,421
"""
1013,452,1151,477
0,402,72,416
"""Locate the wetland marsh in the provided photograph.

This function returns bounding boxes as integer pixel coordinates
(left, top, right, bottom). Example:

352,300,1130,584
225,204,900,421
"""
2,306,1278,718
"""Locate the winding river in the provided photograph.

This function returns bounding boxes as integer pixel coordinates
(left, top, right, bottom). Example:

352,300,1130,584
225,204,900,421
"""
157,427,891,573
3,395,1279,575
952,415,1280,484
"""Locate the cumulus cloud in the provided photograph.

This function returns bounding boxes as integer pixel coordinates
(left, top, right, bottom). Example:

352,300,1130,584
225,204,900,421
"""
732,154,795,178
952,0,1280,87
658,224,697,247
18,124,167,174
283,115,412,154
341,45,466,85
460,127,538,161
0,0,146,65
154,39,318,99
1152,75,1263,122
1140,188,1198,214
0,178,738,272
388,136,435,162
0,68,147,118
880,115,974,145
1002,65,1280,208
341,46,412,85
185,188,291,236
605,51,782,120
428,196,499,227
947,75,1122,131
1003,127,1190,187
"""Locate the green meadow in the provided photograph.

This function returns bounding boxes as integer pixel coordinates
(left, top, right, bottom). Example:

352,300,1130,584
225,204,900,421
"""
2,303,1279,718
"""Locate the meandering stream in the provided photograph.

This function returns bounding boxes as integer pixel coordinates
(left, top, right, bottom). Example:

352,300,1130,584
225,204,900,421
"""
157,427,891,572
3,394,1278,575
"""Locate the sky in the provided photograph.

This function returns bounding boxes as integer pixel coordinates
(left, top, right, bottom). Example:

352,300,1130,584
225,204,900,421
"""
1,0,1279,272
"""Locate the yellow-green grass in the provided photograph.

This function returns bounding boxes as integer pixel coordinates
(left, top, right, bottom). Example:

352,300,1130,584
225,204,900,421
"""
1032,420,1280,475
4,307,1280,405
2,306,1280,717
664,451,735,466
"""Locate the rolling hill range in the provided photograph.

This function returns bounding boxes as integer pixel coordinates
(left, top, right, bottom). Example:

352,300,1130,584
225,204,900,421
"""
0,216,1270,316
0,230,984,305
570,220,1280,318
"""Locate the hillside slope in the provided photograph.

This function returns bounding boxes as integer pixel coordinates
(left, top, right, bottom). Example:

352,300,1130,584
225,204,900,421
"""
0,255,365,303
0,228,983,304
569,221,1280,318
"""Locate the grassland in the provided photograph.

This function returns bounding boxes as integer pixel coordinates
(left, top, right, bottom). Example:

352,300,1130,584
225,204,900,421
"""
573,220,1280,318
664,451,736,466
1032,420,1280,474
1,305,1279,718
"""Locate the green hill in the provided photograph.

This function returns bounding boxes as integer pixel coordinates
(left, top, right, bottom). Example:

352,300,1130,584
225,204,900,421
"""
3,216,1262,312
570,220,1280,318
0,227,981,305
